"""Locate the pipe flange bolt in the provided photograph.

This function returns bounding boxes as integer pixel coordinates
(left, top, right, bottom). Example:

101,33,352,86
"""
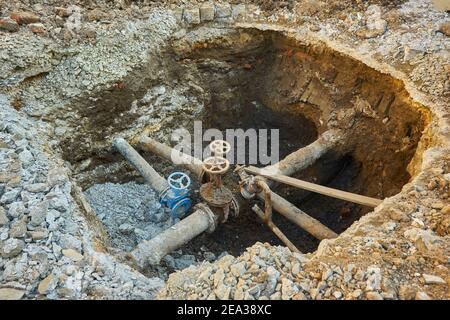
195,203,218,233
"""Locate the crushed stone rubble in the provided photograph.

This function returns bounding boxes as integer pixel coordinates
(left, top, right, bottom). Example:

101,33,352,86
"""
0,96,164,299
84,181,217,278
0,0,449,300
84,182,172,252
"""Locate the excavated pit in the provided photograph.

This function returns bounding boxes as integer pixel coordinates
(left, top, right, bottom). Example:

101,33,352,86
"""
56,28,429,273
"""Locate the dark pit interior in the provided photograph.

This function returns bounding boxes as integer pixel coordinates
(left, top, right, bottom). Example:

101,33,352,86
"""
58,28,429,268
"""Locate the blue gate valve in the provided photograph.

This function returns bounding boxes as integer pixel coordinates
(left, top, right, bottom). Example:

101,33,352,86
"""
159,171,192,219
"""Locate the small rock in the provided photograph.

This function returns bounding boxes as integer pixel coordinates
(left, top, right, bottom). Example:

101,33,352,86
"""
8,202,25,219
431,202,444,210
55,7,71,18
270,292,281,300
357,5,387,39
18,150,33,166
411,228,440,251
262,266,280,297
30,201,48,226
57,287,75,298
10,11,40,25
432,0,450,11
438,22,450,36
415,291,431,300
119,223,134,235
389,208,406,221
291,262,301,276
398,285,416,300
199,3,215,21
25,183,48,193
38,274,58,295
1,238,25,258
59,234,82,251
0,17,20,32
321,268,333,281
9,219,27,238
174,255,196,269
1,189,21,204
366,291,383,300
230,262,246,277
0,207,9,226
183,8,200,24
203,251,216,262
422,274,446,285
343,271,352,283
234,287,244,300
216,255,234,272
351,289,362,299
80,25,96,40
232,4,246,19
47,193,69,212
366,266,382,291
29,229,48,241
162,255,176,269
215,3,232,18
292,292,307,300
247,283,264,298
214,283,231,300
62,249,84,262
333,291,342,299
86,8,108,22
354,269,365,281
441,205,450,215
7,176,21,188
0,288,25,300
47,168,67,187
281,278,298,300
213,268,225,287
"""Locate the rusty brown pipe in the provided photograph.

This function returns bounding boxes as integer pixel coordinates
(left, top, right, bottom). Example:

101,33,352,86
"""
252,178,301,254
129,204,217,269
264,129,343,177
113,137,168,194
238,169,338,240
138,135,204,179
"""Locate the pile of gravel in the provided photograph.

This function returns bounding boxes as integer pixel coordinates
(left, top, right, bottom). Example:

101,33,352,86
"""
84,182,172,252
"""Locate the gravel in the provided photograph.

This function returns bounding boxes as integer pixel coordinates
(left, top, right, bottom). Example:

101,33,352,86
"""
84,181,172,252
0,95,165,299
0,0,448,300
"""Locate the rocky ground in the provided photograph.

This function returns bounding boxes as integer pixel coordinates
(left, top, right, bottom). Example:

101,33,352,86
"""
0,96,166,299
84,181,223,280
84,182,171,252
0,0,449,300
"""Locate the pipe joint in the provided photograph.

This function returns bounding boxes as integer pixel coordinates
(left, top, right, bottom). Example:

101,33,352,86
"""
195,203,218,233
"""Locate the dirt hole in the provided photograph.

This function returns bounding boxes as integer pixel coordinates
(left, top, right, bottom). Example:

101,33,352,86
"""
56,28,428,274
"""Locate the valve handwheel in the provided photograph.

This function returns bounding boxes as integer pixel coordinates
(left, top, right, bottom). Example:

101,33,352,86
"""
167,172,191,190
209,140,231,157
202,156,230,175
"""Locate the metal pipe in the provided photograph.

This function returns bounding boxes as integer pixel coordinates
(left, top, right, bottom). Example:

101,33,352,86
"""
237,169,337,240
128,206,216,269
247,166,382,208
259,191,338,240
264,129,343,177
252,205,301,254
138,136,204,179
113,137,168,194
252,178,301,254
134,138,337,240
